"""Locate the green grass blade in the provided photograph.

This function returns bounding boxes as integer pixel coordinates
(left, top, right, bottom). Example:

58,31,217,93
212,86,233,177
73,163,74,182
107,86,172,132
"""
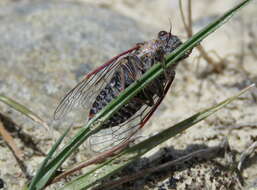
28,126,93,190
0,94,49,129
31,0,253,189
28,126,71,190
60,84,255,190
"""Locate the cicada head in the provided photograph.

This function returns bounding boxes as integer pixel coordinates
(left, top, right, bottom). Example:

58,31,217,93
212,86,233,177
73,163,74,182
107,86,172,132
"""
157,31,182,54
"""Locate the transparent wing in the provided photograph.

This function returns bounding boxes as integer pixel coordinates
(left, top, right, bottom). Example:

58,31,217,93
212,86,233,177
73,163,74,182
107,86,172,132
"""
54,46,139,120
54,61,118,120
85,74,175,153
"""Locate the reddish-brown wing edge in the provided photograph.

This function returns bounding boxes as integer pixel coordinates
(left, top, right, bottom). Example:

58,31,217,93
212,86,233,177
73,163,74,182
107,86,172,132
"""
85,45,140,79
54,45,140,120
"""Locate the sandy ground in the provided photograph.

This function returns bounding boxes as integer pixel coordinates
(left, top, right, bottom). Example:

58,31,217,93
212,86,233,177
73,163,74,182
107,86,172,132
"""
0,0,256,189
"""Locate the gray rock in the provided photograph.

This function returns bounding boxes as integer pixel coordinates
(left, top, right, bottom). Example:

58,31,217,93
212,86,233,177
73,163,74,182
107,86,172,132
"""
0,0,152,128
0,1,155,189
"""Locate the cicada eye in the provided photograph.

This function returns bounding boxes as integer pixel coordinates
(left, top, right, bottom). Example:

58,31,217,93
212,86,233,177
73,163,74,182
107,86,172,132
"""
158,31,167,38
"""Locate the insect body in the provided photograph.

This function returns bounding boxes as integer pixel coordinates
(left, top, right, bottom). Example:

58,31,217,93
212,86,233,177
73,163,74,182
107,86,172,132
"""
54,30,191,152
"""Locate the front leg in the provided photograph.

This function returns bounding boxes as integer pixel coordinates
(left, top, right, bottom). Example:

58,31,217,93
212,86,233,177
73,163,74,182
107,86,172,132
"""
155,48,170,80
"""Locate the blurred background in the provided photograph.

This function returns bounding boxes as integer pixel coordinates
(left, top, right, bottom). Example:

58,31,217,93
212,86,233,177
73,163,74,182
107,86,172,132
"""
0,0,256,189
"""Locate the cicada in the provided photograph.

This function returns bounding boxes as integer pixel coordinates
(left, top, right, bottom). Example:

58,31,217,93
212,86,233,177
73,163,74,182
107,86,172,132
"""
54,30,191,152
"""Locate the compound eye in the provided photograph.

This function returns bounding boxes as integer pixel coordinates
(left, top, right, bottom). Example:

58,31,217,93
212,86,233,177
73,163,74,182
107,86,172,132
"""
158,31,167,38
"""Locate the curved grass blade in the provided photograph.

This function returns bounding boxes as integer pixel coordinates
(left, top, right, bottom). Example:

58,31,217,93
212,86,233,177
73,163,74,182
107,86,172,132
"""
0,95,49,130
60,84,255,190
29,0,253,189
28,126,71,190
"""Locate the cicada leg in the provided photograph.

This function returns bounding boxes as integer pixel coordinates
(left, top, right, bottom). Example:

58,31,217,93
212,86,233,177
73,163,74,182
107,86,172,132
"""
126,55,145,80
155,48,170,80
119,69,126,91
160,58,169,80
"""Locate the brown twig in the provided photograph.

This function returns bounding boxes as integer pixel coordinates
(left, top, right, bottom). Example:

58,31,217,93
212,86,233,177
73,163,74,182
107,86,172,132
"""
216,123,257,130
93,140,228,190
50,139,132,184
179,0,225,73
0,121,31,179
179,0,190,35
0,121,23,160
187,0,193,37
0,113,46,156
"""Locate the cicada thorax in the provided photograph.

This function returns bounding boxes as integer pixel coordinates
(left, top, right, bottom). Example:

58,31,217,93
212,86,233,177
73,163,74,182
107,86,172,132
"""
88,45,172,128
